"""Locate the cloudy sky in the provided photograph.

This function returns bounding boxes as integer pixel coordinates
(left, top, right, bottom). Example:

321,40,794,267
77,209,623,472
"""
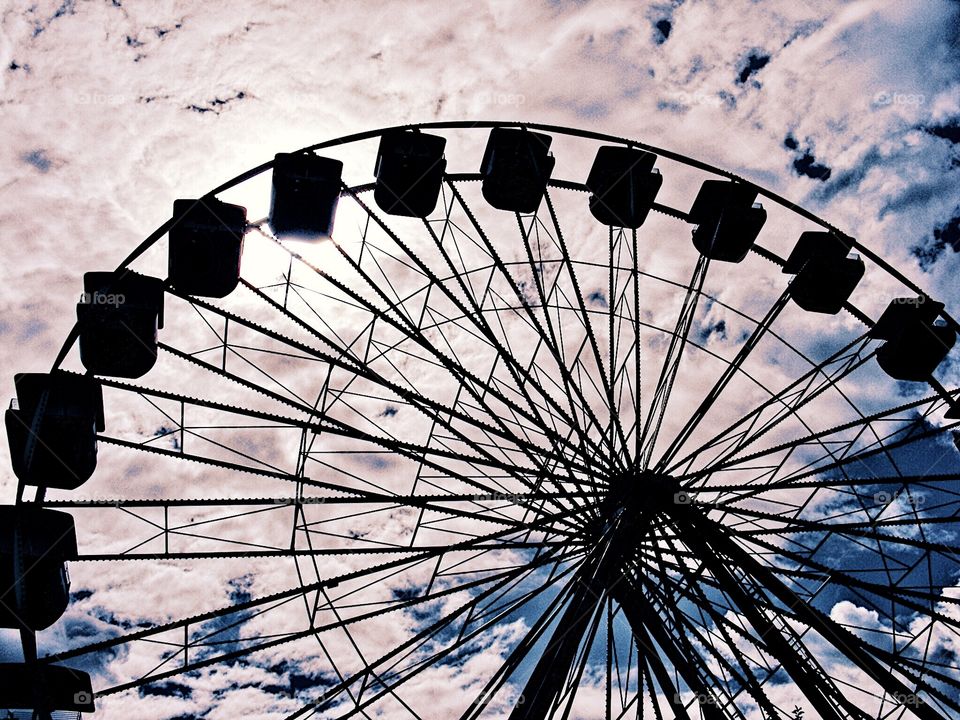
1,0,959,718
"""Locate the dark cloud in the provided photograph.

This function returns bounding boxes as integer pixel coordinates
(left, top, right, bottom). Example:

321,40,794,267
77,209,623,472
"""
736,51,770,85
912,209,960,269
656,98,687,114
697,319,726,343
22,149,52,173
228,574,254,604
654,18,671,44
549,95,611,119
572,100,610,119
547,0,592,9
812,146,884,203
587,290,608,308
16,316,49,340
878,180,944,217
140,680,193,699
41,611,129,679
356,453,391,470
153,21,184,39
793,151,832,181
185,91,249,115
30,0,76,37
189,575,257,666
784,134,832,182
924,119,960,144
392,586,419,601
251,660,335,701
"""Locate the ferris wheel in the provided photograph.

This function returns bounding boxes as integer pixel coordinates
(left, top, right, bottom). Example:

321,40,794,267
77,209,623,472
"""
2,121,959,720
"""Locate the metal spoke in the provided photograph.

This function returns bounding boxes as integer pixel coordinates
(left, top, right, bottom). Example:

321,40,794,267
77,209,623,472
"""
656,289,790,472
638,255,710,470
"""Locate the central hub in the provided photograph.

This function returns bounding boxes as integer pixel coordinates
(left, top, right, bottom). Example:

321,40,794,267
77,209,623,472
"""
591,468,688,559
607,468,683,517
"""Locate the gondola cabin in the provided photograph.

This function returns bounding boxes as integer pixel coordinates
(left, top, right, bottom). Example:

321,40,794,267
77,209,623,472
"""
870,298,956,382
688,180,766,262
586,146,662,229
0,663,95,716
0,506,78,631
374,130,447,218
783,231,865,314
168,198,247,298
76,271,164,378
270,153,343,238
480,128,555,213
5,372,103,490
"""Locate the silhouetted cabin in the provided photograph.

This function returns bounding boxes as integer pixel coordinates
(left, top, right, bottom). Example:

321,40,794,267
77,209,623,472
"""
586,146,662,229
688,180,766,262
0,506,77,631
480,128,555,213
5,372,103,490
374,130,447,218
77,271,164,378
869,298,956,381
168,198,247,298
270,153,343,237
0,663,94,715
783,231,865,314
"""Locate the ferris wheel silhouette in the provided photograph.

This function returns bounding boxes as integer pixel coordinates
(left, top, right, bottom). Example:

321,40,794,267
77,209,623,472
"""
2,121,958,720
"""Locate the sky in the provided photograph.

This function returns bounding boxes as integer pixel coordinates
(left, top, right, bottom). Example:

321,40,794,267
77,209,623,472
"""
1,0,960,718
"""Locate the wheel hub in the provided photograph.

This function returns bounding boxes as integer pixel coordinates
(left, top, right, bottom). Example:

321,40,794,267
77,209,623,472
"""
593,469,685,561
